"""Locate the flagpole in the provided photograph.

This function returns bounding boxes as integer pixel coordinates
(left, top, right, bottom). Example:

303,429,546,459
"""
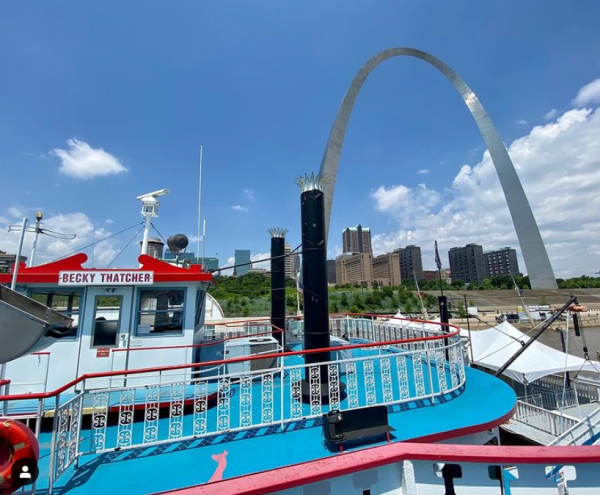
197,145,203,261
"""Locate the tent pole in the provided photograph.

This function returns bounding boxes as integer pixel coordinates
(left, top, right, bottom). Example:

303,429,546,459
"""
494,295,578,378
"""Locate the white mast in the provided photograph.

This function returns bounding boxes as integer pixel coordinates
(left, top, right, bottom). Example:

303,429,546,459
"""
11,217,28,290
137,188,170,261
202,219,206,269
197,145,203,262
28,211,43,267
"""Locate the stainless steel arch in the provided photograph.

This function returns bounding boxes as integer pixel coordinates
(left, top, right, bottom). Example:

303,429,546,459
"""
318,47,557,290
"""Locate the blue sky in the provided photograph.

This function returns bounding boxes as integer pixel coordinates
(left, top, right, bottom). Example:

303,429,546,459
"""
1,1,600,277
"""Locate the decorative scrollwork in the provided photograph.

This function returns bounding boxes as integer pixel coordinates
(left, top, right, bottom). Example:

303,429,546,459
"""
193,380,208,436
290,368,303,420
117,389,135,449
309,366,321,416
346,361,359,409
261,372,274,424
217,377,231,432
240,374,253,428
328,363,340,411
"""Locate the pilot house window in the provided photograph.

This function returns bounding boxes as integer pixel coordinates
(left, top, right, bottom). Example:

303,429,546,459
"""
137,289,185,335
29,290,81,339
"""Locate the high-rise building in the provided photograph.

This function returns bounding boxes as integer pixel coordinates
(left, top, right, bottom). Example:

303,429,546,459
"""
140,238,164,259
448,244,487,285
395,245,423,282
335,253,373,287
372,252,401,286
234,249,251,276
163,252,220,272
342,224,372,254
326,259,337,284
484,247,521,278
283,242,300,279
0,250,27,273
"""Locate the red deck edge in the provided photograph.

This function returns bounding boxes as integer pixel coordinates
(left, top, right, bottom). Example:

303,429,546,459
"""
156,440,600,495
0,253,214,284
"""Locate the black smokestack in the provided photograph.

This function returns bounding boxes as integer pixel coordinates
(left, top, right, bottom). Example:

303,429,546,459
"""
269,228,287,348
297,174,331,381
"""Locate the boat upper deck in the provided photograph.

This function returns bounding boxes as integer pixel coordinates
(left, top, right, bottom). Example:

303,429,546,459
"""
1,314,517,495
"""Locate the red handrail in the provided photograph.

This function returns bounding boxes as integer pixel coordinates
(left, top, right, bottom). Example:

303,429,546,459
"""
162,442,600,495
0,314,459,402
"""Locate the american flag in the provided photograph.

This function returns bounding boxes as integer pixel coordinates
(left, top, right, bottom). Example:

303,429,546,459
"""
434,241,442,270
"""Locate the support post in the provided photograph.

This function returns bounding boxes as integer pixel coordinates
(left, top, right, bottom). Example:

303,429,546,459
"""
11,217,28,290
29,211,43,267
269,228,288,348
297,174,331,399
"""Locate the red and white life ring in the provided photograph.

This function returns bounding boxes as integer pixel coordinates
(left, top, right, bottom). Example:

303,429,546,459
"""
0,419,39,495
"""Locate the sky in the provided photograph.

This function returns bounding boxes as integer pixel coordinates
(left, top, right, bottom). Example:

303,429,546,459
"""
1,1,600,278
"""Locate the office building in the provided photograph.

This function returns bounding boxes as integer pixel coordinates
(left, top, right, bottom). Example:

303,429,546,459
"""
335,253,373,287
0,250,27,273
484,247,521,278
163,252,220,272
422,270,452,284
284,242,300,279
326,259,337,284
448,244,487,286
395,245,423,282
372,252,401,286
342,224,372,254
234,250,251,276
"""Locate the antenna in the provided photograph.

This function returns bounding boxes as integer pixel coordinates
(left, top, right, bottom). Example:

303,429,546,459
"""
197,145,203,262
137,188,170,258
8,211,76,267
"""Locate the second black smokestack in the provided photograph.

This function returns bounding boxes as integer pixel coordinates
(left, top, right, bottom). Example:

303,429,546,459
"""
269,228,287,348
297,173,331,386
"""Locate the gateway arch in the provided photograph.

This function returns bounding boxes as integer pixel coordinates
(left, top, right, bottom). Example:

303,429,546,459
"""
318,47,557,290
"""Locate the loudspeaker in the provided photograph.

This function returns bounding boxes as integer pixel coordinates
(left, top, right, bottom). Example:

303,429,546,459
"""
323,406,394,445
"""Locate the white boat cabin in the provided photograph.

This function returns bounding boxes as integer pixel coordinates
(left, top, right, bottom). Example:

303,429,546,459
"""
0,253,214,393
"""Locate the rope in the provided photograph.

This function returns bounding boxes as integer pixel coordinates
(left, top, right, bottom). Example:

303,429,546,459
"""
53,222,144,262
107,225,145,268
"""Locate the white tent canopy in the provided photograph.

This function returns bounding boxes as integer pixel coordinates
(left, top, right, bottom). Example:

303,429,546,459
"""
462,321,600,384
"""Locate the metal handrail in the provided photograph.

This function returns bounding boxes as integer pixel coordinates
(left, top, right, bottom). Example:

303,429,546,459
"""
0,316,461,403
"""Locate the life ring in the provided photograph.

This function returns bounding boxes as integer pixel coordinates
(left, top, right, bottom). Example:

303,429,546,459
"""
0,419,39,495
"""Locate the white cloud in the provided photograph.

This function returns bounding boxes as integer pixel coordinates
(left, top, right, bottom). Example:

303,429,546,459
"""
370,84,600,278
231,205,249,212
8,206,24,218
0,211,121,268
105,218,114,225
573,77,600,107
544,109,558,120
250,252,271,271
372,183,440,221
243,189,255,201
417,169,430,174
515,119,528,125
52,138,127,179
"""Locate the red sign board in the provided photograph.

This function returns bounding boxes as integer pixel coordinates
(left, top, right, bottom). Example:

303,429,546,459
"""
96,348,110,358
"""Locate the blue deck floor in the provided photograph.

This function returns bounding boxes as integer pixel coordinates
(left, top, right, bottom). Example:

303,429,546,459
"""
31,358,516,495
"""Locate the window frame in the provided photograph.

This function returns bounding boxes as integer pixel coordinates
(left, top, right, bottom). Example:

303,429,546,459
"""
135,287,187,337
91,294,124,349
27,287,84,340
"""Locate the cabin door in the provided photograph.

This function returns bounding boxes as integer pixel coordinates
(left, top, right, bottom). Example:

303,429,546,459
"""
76,286,134,389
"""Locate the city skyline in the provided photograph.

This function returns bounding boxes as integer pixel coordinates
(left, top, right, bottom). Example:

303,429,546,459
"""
1,2,600,278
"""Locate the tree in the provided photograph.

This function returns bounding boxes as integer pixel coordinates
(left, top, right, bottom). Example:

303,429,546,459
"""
340,292,349,308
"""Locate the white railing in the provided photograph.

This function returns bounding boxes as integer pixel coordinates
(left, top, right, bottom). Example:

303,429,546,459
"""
514,400,579,437
551,405,600,446
0,315,464,493
53,337,461,490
